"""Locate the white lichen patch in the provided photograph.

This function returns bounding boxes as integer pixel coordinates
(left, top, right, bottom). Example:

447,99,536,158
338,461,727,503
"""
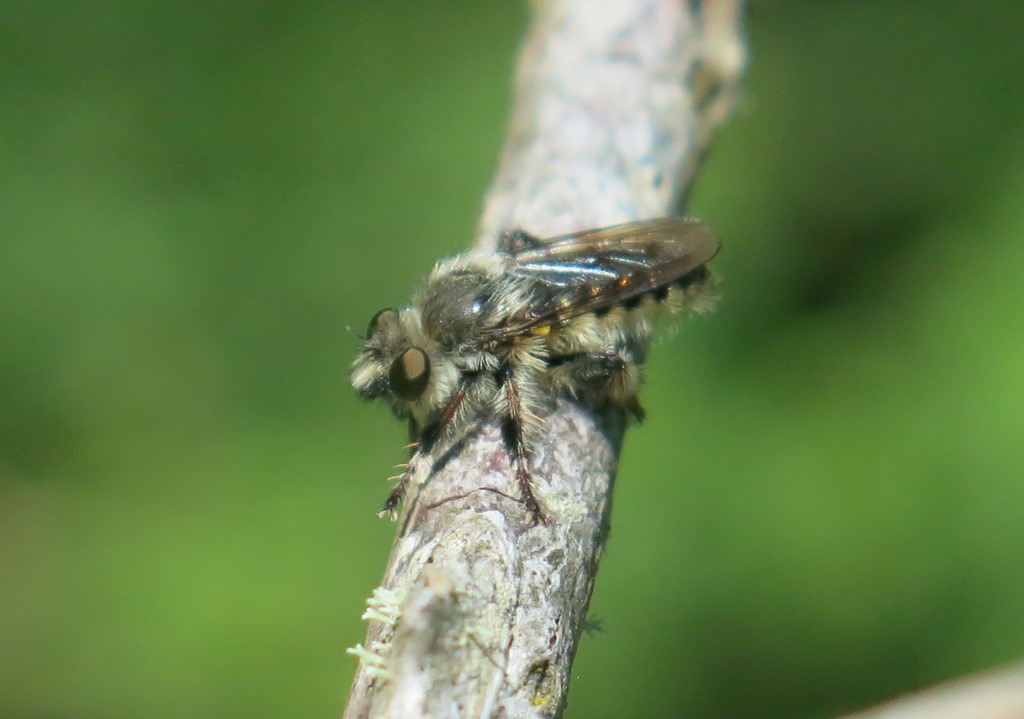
362,585,405,626
346,585,407,679
346,643,391,679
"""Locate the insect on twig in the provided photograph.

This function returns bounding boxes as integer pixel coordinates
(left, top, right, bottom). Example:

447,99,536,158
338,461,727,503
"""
350,218,720,521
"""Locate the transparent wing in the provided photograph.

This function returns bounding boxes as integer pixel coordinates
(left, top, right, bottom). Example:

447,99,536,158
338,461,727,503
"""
496,218,720,338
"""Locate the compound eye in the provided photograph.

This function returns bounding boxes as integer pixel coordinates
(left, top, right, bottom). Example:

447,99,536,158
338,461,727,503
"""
366,308,398,339
389,347,431,400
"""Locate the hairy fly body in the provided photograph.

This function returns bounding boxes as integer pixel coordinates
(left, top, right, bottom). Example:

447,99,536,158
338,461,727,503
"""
350,218,720,521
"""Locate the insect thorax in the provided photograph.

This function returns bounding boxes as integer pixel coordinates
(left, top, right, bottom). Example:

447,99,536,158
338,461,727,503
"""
419,255,521,346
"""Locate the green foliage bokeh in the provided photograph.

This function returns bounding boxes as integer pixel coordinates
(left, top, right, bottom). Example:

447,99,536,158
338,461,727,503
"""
2,2,1023,718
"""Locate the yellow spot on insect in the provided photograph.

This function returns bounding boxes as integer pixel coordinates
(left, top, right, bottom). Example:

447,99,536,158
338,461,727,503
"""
532,325,552,336
533,695,551,707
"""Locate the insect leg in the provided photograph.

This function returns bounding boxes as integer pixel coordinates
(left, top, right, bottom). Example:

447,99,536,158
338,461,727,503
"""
548,349,646,421
378,476,410,519
377,418,418,518
377,385,470,518
498,367,545,522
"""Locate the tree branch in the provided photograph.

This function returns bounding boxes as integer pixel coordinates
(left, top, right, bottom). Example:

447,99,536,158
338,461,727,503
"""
343,2,745,718
342,4,1024,718
840,665,1024,719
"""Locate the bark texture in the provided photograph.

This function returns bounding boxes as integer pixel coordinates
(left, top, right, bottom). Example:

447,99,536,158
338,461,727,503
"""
343,1,746,717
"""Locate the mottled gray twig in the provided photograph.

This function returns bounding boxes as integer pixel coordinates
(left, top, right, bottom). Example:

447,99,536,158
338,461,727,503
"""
343,2,745,718
840,664,1024,719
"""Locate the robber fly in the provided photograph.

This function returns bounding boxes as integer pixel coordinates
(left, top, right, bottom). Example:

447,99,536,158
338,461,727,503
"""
350,217,720,521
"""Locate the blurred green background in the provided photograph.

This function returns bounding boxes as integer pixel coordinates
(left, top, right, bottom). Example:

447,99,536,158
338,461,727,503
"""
2,1,1023,717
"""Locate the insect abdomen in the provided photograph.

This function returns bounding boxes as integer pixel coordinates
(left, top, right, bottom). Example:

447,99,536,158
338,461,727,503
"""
544,267,716,355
